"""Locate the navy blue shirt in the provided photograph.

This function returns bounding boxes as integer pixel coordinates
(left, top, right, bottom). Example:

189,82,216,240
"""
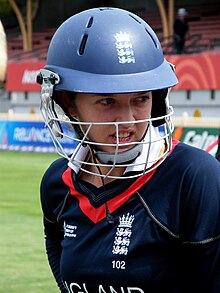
40,141,220,292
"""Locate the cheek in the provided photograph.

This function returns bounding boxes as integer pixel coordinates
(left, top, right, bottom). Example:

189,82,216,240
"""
77,109,107,123
146,100,153,117
137,122,149,136
81,124,109,142
134,111,151,122
145,104,152,118
135,102,152,120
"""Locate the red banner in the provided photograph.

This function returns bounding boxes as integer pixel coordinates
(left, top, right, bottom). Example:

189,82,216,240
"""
166,52,220,90
6,51,220,92
6,61,45,92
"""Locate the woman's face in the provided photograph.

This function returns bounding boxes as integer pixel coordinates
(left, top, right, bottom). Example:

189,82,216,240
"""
68,92,152,152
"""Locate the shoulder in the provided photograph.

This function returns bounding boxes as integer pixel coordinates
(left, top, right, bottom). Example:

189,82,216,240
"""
168,142,220,241
143,141,220,241
41,157,69,184
170,141,220,171
169,142,220,200
40,157,71,195
167,141,220,189
40,157,70,220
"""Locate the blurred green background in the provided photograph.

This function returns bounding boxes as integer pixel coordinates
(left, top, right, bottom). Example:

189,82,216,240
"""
0,151,59,293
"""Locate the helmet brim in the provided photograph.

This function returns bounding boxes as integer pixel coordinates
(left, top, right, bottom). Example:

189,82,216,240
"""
45,59,178,94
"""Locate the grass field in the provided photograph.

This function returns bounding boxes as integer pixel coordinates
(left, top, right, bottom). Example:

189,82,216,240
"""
0,151,60,293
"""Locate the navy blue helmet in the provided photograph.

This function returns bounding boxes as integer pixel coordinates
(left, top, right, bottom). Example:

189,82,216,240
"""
45,7,177,93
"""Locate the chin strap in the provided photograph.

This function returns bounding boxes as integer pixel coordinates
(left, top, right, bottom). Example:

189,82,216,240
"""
125,126,165,174
95,143,143,165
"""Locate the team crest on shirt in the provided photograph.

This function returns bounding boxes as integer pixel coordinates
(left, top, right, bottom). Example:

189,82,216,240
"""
112,213,135,255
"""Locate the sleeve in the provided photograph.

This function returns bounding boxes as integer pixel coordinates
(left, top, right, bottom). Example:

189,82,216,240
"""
43,218,68,293
181,150,220,292
40,160,69,293
181,238,220,292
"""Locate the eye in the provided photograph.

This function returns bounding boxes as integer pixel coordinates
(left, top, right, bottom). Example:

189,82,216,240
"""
100,97,115,105
135,94,151,104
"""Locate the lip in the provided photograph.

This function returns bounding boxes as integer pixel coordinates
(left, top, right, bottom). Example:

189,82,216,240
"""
109,130,135,144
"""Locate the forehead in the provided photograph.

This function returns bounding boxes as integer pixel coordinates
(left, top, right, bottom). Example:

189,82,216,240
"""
76,92,152,98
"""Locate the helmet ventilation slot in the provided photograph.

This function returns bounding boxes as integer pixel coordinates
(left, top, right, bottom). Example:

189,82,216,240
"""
86,17,93,28
78,17,93,55
78,34,88,55
128,14,158,49
128,14,142,24
145,29,158,48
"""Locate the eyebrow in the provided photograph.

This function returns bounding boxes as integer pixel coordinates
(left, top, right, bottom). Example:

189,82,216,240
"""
93,92,150,97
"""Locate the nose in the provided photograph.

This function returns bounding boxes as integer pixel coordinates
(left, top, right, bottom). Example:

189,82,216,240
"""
115,105,135,123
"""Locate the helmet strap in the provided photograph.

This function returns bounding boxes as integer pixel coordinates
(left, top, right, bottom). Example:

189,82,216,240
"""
94,143,143,165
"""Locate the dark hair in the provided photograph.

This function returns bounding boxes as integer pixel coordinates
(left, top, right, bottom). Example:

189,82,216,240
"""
216,131,220,162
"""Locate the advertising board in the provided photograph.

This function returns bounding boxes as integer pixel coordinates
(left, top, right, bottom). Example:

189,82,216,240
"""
0,120,218,153
0,120,77,152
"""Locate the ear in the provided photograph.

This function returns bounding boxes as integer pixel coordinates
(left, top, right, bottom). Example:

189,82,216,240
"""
54,91,77,117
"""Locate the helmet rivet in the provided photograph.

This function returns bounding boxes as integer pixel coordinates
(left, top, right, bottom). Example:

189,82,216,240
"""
49,74,57,85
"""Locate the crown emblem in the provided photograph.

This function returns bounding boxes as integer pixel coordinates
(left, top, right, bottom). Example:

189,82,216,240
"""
118,213,135,228
114,31,131,43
